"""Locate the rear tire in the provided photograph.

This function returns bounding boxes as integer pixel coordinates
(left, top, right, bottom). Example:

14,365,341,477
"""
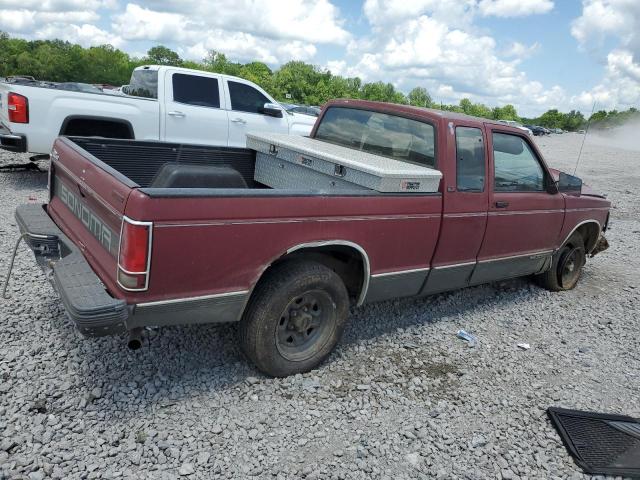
535,231,586,291
239,261,349,377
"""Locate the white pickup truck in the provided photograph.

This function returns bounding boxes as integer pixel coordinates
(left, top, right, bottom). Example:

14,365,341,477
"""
0,65,316,155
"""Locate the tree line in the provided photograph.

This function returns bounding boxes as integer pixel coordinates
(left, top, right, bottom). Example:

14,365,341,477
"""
1,32,636,131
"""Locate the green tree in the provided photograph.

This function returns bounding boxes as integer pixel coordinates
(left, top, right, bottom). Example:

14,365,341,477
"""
492,104,519,121
408,87,432,107
203,50,241,75
146,45,182,66
360,81,407,104
83,45,132,84
239,62,273,91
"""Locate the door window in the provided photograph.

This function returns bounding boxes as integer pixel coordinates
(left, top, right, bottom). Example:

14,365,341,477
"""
228,81,270,114
492,132,545,192
172,74,220,108
314,107,436,168
455,127,485,192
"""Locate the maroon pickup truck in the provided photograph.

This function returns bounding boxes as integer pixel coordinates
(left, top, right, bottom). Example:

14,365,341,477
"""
14,100,610,376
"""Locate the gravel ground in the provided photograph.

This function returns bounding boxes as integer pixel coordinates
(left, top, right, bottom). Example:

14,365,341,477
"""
0,133,638,480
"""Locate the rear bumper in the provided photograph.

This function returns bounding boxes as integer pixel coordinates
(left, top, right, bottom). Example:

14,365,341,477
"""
15,204,129,336
0,124,27,153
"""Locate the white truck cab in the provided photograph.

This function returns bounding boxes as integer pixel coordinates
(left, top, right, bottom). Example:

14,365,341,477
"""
0,65,316,155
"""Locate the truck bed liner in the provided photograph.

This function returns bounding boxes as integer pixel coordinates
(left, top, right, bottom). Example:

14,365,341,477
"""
69,137,257,188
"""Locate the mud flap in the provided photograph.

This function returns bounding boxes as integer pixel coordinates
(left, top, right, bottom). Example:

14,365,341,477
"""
591,235,609,257
548,407,640,478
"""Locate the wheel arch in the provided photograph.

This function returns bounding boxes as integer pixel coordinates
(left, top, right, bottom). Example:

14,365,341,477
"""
559,220,601,253
249,240,371,307
59,115,135,139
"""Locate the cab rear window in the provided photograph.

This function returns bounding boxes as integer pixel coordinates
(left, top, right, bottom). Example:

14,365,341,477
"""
123,69,158,99
315,107,436,168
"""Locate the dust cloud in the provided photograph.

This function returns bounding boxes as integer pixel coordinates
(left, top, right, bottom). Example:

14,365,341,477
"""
587,120,640,152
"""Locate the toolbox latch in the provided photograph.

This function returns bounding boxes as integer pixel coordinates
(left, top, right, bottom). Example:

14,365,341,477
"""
334,165,347,177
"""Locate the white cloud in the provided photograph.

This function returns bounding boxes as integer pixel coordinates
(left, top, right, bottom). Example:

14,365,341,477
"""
112,4,186,42
0,0,113,10
478,0,554,17
111,3,319,63
0,10,36,32
363,0,475,27
363,0,554,25
116,0,349,45
338,8,564,115
569,0,640,110
570,0,636,49
36,23,123,47
503,41,540,59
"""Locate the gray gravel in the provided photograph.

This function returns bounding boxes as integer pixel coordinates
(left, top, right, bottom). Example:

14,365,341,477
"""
1,133,639,480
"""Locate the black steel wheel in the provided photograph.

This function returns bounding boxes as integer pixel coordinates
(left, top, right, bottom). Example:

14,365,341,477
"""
276,290,336,362
558,245,584,289
239,260,350,377
535,231,586,291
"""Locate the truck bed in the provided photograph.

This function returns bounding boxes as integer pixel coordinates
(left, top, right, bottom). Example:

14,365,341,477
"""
70,137,259,188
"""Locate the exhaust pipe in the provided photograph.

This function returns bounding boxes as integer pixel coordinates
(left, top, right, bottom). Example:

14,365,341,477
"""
127,328,144,350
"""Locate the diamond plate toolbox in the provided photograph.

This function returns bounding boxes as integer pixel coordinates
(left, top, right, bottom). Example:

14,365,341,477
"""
247,132,442,193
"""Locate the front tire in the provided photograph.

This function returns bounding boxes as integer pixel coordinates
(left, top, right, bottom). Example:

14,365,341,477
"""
239,261,350,377
535,231,586,291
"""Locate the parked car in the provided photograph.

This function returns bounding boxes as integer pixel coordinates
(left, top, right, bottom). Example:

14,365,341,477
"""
0,65,316,154
14,99,610,376
287,105,321,117
553,128,564,134
524,124,546,136
497,120,533,136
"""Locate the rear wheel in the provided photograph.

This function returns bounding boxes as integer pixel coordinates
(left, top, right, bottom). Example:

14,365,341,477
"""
535,231,586,291
239,261,349,377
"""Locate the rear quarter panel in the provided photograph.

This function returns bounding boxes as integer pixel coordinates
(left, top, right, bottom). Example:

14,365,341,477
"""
122,192,443,304
4,85,160,153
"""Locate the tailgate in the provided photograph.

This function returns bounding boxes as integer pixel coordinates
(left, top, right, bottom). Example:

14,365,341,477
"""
47,137,137,298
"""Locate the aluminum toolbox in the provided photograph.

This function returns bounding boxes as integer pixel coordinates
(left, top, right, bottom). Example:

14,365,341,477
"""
247,133,442,193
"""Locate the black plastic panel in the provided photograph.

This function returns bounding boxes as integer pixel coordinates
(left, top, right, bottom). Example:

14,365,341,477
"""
548,407,640,477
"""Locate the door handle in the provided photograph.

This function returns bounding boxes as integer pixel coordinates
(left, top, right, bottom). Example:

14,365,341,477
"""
495,201,510,208
168,111,185,118
231,118,247,124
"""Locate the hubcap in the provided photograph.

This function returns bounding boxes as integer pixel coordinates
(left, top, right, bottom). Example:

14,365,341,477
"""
559,247,582,288
275,290,335,362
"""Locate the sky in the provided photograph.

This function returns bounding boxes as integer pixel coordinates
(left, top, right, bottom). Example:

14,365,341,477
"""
0,0,639,117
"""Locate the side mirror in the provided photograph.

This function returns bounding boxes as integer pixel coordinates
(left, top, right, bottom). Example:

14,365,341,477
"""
557,171,582,195
261,102,284,118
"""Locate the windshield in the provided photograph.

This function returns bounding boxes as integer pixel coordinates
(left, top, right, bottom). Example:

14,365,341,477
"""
123,69,158,99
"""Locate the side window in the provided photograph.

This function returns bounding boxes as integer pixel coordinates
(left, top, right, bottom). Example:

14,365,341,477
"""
492,132,545,192
455,127,485,192
172,74,220,108
314,107,436,168
228,81,270,114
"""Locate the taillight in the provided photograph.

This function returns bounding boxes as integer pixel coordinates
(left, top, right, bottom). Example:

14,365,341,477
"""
8,93,29,123
117,217,152,291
